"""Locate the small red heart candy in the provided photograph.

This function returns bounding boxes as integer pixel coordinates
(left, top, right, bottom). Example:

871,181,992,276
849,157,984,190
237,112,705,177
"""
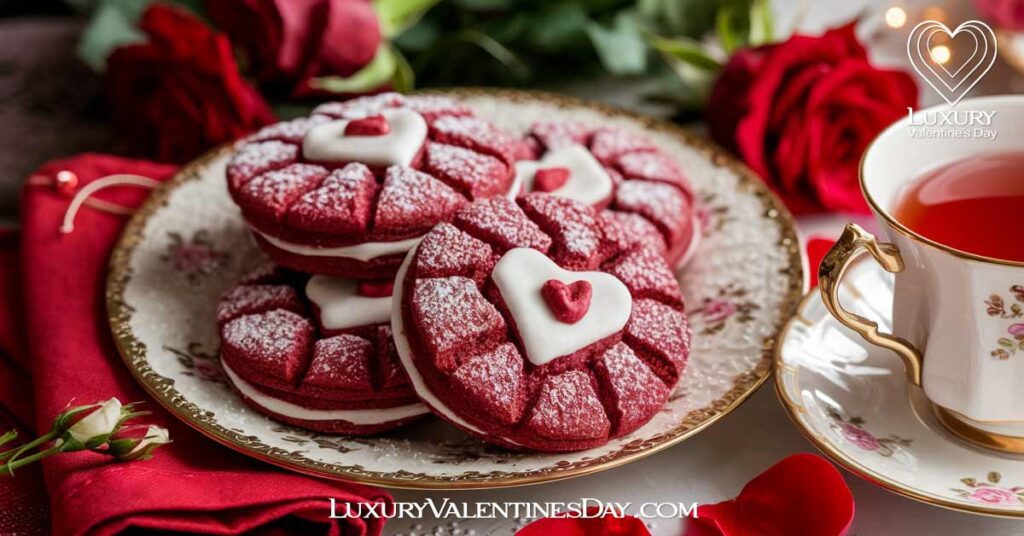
344,115,390,136
357,279,394,297
540,279,592,324
533,167,570,192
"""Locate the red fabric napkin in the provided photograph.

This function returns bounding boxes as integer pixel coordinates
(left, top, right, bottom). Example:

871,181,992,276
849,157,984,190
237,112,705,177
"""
19,154,392,536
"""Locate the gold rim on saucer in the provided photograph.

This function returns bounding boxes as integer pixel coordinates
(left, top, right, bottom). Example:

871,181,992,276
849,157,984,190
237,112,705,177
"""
107,88,805,489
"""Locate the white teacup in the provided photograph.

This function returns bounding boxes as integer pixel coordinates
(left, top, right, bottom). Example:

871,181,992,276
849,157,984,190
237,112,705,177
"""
819,95,1024,453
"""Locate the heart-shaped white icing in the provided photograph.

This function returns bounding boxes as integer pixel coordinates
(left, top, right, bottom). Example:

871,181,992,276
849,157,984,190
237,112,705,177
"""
514,144,613,206
491,248,631,366
302,108,427,167
306,275,392,330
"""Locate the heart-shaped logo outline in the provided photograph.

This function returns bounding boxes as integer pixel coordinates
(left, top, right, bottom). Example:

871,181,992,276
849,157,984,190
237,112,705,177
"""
906,20,997,106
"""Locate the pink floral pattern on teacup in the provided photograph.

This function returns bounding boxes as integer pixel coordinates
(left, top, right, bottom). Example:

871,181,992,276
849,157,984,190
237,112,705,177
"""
826,408,912,457
986,286,1024,360
952,472,1024,506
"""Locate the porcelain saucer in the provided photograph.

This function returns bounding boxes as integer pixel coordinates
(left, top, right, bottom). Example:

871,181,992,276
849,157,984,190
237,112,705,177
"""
775,258,1024,518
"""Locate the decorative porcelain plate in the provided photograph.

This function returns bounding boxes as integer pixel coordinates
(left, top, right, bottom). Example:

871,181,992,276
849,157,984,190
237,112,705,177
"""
108,89,804,489
776,258,1024,517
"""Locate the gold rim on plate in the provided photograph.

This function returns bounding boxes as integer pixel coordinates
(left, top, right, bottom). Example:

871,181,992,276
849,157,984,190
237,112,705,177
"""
774,290,1024,519
107,88,805,489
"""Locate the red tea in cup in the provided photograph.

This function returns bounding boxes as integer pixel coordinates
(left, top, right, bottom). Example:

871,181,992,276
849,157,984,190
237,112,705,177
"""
892,151,1024,262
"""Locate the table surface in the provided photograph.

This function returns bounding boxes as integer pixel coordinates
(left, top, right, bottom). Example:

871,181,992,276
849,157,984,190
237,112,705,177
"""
4,2,1023,535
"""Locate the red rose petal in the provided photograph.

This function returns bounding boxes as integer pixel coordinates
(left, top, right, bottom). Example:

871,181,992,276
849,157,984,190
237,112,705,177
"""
693,453,854,536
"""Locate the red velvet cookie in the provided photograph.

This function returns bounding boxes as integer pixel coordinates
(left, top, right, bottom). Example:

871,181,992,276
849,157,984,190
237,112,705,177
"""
515,122,701,267
218,266,429,434
394,193,691,451
226,93,523,279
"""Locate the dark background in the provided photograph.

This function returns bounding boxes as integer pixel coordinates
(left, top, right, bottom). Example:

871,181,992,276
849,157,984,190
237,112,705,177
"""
0,4,123,221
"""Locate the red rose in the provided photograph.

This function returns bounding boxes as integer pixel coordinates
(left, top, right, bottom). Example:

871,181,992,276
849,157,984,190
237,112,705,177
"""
207,0,381,96
975,0,1024,31
105,5,275,163
707,24,918,214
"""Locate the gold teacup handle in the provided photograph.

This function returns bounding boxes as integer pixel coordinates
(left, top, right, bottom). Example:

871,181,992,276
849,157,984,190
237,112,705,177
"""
818,223,923,386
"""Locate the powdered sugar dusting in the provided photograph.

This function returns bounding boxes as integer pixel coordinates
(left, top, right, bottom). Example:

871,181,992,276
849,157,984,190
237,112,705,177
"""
520,194,601,268
453,197,552,252
375,166,467,235
242,163,328,221
305,335,374,390
589,127,657,163
217,284,301,325
451,343,525,425
594,341,667,434
286,163,376,233
411,276,505,366
222,309,313,381
227,140,298,190
608,247,683,306
614,180,692,242
424,142,509,199
624,298,691,378
414,223,493,278
247,116,329,144
524,371,610,441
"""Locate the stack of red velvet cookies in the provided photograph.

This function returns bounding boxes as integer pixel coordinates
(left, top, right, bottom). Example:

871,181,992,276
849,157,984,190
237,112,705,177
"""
218,93,699,452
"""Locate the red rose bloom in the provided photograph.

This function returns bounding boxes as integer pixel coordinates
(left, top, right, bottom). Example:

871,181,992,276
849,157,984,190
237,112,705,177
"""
707,24,918,214
105,5,275,163
207,0,381,96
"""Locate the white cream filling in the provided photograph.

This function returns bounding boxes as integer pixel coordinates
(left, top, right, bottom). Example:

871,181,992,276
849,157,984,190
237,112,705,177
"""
306,275,392,329
253,171,522,263
391,245,522,446
256,231,423,262
223,360,429,424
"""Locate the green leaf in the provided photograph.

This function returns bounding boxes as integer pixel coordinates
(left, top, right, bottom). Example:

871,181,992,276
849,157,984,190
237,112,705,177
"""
747,0,773,46
457,29,529,79
76,0,150,72
390,46,416,93
373,0,440,38
526,2,590,50
586,11,649,76
307,44,411,94
715,3,746,54
1000,338,1015,349
648,34,721,71
453,0,514,10
393,17,440,52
